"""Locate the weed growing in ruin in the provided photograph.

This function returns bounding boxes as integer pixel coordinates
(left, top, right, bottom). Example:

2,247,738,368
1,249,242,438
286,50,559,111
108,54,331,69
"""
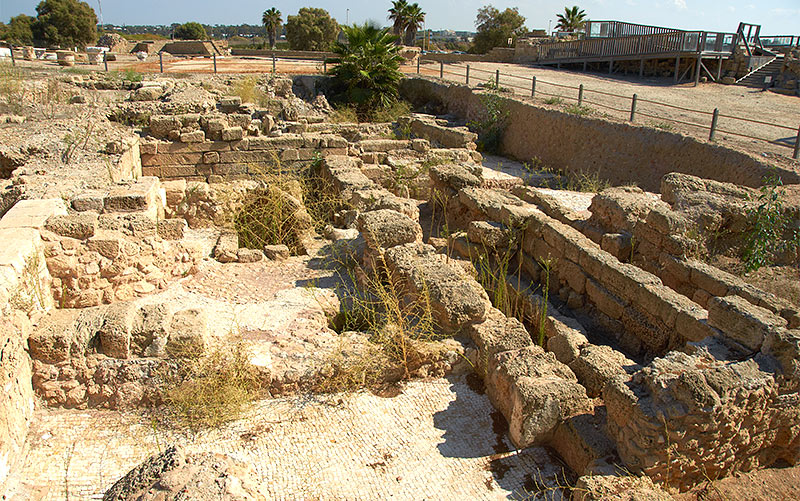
314,250,442,393
564,104,594,116
371,100,412,123
8,253,47,314
429,188,451,239
162,339,264,430
0,63,26,114
328,105,360,123
558,169,610,193
468,89,509,154
473,225,529,323
61,122,94,165
232,77,269,106
537,257,555,347
650,121,674,131
543,96,563,105
742,174,800,272
122,68,143,83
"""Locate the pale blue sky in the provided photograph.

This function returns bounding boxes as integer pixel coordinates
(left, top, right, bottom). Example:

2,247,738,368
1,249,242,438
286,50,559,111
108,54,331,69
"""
2,0,798,34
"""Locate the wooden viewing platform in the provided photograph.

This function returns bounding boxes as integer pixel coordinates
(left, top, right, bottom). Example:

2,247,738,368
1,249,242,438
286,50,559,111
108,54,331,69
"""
533,20,740,84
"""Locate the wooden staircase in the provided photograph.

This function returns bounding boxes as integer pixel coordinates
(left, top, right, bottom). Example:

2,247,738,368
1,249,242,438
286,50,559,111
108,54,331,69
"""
736,55,784,87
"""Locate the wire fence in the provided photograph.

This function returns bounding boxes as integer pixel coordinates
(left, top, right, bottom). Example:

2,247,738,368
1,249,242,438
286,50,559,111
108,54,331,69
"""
409,60,800,160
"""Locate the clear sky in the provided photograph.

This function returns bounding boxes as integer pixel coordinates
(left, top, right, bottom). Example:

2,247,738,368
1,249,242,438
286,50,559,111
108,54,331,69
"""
2,0,799,34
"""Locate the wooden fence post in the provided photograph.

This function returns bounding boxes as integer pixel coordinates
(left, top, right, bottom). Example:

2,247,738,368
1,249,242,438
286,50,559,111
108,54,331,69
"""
439,61,443,79
531,76,536,97
213,53,217,74
272,55,276,74
159,52,163,73
578,84,584,106
466,64,470,86
416,57,420,74
495,69,500,88
630,94,638,122
104,51,109,72
10,46,15,67
709,108,719,141
793,125,800,160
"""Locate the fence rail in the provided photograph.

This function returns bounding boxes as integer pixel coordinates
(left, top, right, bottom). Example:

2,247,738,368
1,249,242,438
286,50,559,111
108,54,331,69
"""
411,61,800,159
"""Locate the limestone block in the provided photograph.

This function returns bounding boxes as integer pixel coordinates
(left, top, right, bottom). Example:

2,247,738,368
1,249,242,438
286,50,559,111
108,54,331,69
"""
429,163,481,192
98,303,137,359
384,243,489,333
72,193,105,213
44,213,98,239
221,127,244,141
157,219,187,240
357,209,422,251
569,345,637,398
104,177,162,214
237,248,263,263
149,115,182,138
263,244,290,261
487,346,590,448
180,131,205,143
547,324,589,365
214,231,239,263
166,309,209,357
467,221,509,249
466,307,532,373
0,198,68,230
708,295,787,350
357,139,410,152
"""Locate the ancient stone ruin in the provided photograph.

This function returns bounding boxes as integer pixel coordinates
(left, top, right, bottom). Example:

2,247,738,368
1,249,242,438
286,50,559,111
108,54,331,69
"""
1,68,799,500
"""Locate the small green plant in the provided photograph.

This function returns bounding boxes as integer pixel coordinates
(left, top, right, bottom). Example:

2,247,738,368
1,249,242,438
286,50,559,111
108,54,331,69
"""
329,105,360,123
543,96,563,105
536,257,555,346
468,89,509,154
371,100,411,123
122,68,143,83
61,122,93,165
650,121,674,131
232,76,269,106
742,174,799,272
564,104,593,116
0,63,27,114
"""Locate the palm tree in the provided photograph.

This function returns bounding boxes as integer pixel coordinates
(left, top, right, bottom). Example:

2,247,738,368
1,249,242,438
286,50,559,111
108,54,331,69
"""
388,0,410,39
262,7,282,49
403,3,425,46
329,23,405,116
555,6,587,32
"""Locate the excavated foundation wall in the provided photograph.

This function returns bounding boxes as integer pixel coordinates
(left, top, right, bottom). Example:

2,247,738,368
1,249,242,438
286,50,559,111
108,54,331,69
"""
431,168,800,490
400,77,800,191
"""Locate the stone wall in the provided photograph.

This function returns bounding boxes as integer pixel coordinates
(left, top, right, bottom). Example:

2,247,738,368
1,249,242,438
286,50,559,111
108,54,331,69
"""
399,77,800,191
431,168,800,490
0,199,64,492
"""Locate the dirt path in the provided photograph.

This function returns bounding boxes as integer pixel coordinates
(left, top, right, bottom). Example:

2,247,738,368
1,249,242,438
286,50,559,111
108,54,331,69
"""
417,60,800,165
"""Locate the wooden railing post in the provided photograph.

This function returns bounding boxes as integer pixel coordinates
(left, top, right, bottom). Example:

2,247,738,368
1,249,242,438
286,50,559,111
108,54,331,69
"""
578,84,584,106
10,46,15,67
630,94,637,122
495,69,500,88
323,58,327,73
213,53,217,74
709,108,719,140
104,51,109,72
793,125,800,160
272,55,276,74
466,64,470,85
439,61,443,79
531,76,536,97
416,56,420,74
159,52,163,73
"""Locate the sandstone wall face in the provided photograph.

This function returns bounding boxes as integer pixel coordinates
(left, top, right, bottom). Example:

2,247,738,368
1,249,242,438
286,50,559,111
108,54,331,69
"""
400,78,800,191
0,312,34,492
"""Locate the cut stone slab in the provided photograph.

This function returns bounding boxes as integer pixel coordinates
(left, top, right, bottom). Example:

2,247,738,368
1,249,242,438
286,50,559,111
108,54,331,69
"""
708,295,787,351
357,209,423,251
166,308,209,357
104,177,162,215
0,199,68,230
44,213,98,240
263,244,290,261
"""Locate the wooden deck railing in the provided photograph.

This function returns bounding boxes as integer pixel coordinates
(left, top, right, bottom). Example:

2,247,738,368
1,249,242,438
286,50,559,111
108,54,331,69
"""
586,20,682,39
536,30,736,63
